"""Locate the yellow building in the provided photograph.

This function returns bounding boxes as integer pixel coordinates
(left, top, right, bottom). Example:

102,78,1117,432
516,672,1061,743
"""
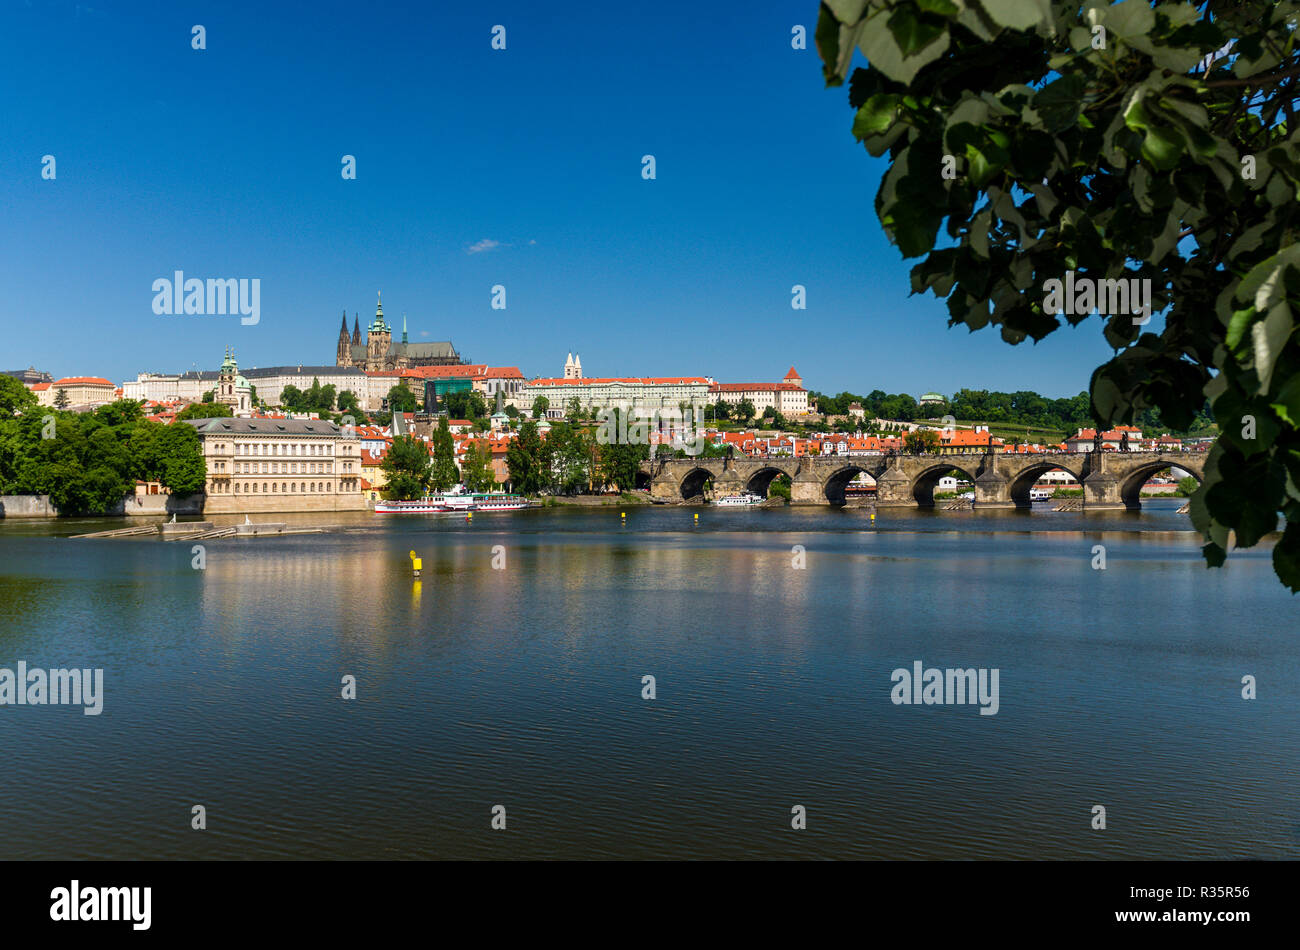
183,416,367,513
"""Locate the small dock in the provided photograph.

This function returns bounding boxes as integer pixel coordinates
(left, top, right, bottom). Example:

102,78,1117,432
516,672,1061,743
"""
1054,500,1085,511
71,521,338,540
71,524,159,539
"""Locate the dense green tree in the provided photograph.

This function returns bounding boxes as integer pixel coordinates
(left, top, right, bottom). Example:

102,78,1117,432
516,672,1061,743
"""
545,421,590,493
817,0,1300,587
386,382,418,415
175,402,233,421
904,429,942,454
0,376,38,418
531,395,550,419
380,435,432,499
506,421,548,493
336,389,365,423
597,411,650,491
430,418,459,492
0,400,205,514
461,439,497,493
443,390,489,420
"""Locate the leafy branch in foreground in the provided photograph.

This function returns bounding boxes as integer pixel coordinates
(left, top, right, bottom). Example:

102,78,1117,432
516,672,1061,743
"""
817,0,1300,588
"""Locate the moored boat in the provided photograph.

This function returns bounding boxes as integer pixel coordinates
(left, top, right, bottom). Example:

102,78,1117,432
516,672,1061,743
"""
713,492,764,507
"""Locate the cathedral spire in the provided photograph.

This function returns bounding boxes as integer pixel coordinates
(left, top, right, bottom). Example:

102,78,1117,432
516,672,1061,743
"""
402,312,408,344
339,310,348,334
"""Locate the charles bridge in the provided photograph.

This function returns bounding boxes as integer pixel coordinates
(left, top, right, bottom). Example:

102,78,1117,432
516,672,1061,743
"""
640,450,1207,509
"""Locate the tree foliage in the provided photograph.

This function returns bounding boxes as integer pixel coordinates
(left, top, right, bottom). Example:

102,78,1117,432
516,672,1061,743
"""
0,399,205,514
176,402,233,421
386,382,418,415
460,439,498,493
430,418,459,492
904,427,943,452
380,434,431,500
817,0,1300,588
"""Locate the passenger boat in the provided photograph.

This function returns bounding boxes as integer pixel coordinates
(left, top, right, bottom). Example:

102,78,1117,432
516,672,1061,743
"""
1029,488,1051,502
713,492,764,507
374,497,454,514
469,492,530,511
374,487,530,513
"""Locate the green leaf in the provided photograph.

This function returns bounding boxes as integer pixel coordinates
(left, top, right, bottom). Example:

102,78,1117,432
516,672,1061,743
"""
887,6,946,57
1251,301,1293,391
1105,0,1156,40
1032,74,1086,133
1141,125,1187,171
858,6,950,83
1269,374,1300,428
852,93,900,139
1272,525,1300,593
978,0,1050,31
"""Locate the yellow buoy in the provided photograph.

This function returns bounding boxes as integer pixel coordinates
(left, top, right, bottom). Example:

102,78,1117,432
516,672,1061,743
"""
409,550,422,576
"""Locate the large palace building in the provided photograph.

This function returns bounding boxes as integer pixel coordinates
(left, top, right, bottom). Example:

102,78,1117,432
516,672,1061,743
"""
336,293,464,373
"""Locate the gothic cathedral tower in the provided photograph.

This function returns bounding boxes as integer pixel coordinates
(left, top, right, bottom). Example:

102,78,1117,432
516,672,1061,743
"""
366,292,392,371
336,311,351,366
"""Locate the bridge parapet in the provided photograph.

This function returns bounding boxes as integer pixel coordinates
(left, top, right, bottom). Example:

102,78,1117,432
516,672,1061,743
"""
639,450,1207,508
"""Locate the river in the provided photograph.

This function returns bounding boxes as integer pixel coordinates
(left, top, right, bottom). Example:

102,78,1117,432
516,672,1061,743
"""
0,499,1295,859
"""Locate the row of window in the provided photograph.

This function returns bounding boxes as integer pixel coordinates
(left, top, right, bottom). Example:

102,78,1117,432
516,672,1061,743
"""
232,461,334,474
208,481,342,494
232,441,337,457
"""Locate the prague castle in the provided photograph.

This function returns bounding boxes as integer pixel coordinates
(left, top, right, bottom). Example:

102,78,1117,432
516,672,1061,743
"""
336,293,464,372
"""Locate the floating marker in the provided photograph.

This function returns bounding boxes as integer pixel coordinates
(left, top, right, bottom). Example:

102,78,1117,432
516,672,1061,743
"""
409,550,422,577
694,513,699,524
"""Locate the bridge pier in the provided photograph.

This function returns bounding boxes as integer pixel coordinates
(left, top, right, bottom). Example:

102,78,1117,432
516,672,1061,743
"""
650,476,679,502
873,465,915,507
790,462,825,505
1082,471,1126,510
973,468,1015,509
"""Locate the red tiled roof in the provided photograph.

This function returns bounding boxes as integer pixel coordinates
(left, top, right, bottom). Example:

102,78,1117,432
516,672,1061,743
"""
710,382,804,392
52,376,113,386
529,376,710,386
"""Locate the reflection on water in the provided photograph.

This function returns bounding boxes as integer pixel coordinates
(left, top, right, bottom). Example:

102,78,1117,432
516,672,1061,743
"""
0,500,1296,859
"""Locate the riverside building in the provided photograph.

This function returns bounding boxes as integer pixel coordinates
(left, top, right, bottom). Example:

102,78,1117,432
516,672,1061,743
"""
183,417,366,513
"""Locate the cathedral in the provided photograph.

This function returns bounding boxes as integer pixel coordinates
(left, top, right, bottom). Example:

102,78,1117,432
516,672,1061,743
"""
336,293,464,372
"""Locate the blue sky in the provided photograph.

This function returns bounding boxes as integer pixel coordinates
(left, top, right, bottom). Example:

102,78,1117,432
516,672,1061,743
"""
1,0,1123,397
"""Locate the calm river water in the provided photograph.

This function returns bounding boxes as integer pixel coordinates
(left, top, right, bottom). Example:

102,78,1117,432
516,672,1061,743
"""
0,499,1295,859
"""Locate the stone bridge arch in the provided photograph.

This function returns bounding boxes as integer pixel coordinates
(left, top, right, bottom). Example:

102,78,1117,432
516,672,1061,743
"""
745,463,799,497
677,466,715,500
1005,459,1085,508
908,461,981,507
1114,457,1202,509
820,464,879,505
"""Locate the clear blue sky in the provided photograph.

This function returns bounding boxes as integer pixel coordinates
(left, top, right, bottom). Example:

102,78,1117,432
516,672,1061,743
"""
1,0,1122,397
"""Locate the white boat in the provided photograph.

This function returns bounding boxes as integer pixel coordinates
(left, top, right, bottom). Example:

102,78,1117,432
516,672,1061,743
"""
375,485,528,513
714,492,764,507
1029,488,1051,502
374,497,454,514
469,492,530,511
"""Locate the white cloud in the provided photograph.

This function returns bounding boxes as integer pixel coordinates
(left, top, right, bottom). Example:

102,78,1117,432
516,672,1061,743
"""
466,239,500,255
